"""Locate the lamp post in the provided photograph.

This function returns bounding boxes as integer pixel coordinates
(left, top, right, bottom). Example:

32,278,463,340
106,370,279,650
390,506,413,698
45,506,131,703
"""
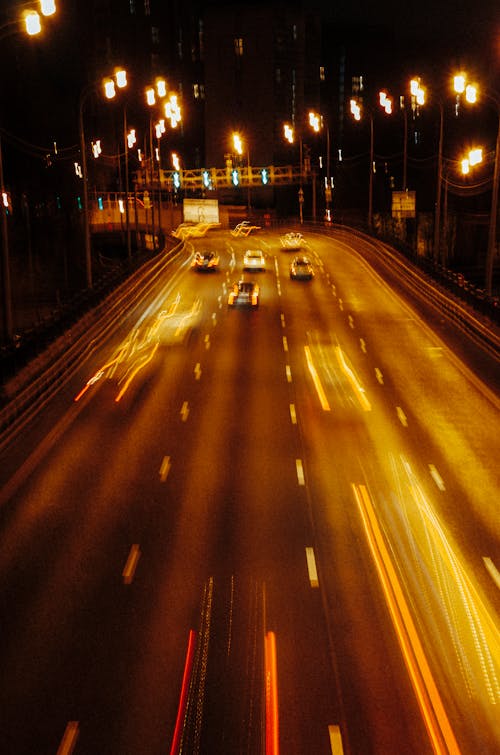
308,111,331,221
350,96,392,230
415,74,478,263
104,69,131,264
78,88,93,288
284,123,305,224
1,1,58,340
79,69,130,288
484,95,500,297
232,131,251,212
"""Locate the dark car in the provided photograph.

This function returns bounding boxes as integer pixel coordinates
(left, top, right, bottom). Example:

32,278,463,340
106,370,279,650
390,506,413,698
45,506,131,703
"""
192,250,220,271
228,280,260,307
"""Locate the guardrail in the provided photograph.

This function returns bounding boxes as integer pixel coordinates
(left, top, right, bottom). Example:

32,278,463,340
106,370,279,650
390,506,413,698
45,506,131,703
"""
286,220,500,360
1,222,498,450
0,239,185,451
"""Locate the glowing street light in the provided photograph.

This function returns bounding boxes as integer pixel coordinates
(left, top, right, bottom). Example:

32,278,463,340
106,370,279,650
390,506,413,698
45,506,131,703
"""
460,148,482,175
40,0,57,15
24,11,41,35
350,99,361,121
308,111,320,132
284,123,294,144
232,132,243,156
454,73,477,104
164,94,181,128
379,90,393,114
127,129,136,149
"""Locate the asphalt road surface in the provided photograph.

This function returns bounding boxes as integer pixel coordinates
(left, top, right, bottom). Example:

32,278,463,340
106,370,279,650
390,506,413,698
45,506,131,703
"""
0,228,498,755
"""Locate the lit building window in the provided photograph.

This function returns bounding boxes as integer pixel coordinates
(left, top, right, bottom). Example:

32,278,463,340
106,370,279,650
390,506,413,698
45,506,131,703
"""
234,37,243,56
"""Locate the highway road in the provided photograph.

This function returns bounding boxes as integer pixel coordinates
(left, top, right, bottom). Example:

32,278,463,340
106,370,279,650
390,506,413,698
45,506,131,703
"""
0,228,498,754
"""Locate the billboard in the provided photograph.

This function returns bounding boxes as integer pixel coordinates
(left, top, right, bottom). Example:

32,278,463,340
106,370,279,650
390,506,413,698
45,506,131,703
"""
183,199,219,224
392,190,416,218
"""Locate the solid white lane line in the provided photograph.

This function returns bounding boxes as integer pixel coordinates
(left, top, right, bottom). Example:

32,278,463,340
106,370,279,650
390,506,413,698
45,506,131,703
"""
396,406,408,426
296,459,305,486
483,557,500,590
289,403,297,424
328,724,345,754
159,455,171,482
56,721,79,755
285,365,292,383
429,464,445,491
305,547,319,587
180,401,190,422
122,544,141,584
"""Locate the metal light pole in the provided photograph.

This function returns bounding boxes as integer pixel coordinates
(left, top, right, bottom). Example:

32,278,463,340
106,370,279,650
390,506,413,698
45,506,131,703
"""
486,104,500,296
368,113,374,230
123,108,131,265
0,135,13,339
433,102,444,262
0,2,59,339
78,90,93,289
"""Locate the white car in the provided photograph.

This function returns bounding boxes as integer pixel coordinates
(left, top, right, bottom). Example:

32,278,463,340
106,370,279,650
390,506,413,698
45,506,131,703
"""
280,232,303,251
243,249,266,271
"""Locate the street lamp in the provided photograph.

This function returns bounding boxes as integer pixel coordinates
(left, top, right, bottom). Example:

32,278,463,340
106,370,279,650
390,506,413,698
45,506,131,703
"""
283,123,305,224
418,73,478,263
104,69,132,265
350,94,392,230
1,1,58,340
231,132,251,212
79,68,129,289
309,111,331,221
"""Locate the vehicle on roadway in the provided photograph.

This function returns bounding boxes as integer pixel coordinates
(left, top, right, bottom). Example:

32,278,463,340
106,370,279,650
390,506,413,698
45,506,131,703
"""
243,249,266,271
228,280,260,308
192,250,220,271
290,255,314,280
280,231,303,250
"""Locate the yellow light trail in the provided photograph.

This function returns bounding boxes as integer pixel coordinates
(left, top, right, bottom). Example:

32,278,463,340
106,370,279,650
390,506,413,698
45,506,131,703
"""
352,483,461,755
335,346,371,411
304,345,331,411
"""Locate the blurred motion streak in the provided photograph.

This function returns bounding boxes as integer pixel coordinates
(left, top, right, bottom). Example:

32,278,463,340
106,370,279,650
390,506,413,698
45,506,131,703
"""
265,631,280,755
74,296,201,403
169,629,197,755
56,720,79,755
304,345,331,411
352,482,461,754
335,346,371,411
394,456,500,706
